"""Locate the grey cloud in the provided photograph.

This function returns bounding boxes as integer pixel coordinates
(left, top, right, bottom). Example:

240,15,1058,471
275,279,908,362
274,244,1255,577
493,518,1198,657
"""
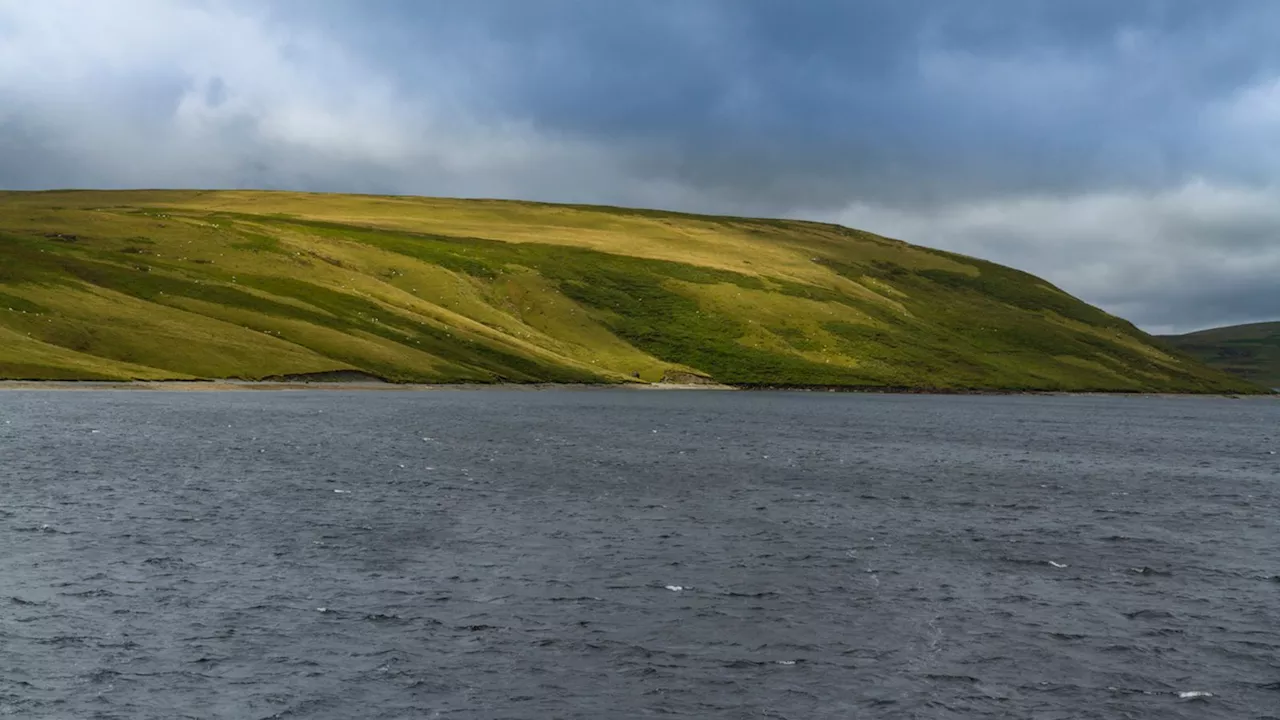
822,182,1280,332
6,0,1279,205
309,0,1280,207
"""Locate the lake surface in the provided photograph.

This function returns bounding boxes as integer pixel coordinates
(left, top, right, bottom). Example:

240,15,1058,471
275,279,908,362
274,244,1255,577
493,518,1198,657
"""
2,389,1278,719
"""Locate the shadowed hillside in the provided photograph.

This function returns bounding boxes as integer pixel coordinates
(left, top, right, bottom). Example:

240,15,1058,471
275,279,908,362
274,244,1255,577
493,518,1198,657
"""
0,190,1259,392
1160,322,1280,390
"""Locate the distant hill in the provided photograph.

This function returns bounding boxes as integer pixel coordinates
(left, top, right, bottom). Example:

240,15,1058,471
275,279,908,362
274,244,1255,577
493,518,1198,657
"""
0,189,1260,393
1159,322,1280,389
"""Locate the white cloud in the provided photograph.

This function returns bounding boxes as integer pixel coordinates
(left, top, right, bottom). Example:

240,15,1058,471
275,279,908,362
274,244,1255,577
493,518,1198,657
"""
0,0,406,178
816,180,1280,333
0,0,622,193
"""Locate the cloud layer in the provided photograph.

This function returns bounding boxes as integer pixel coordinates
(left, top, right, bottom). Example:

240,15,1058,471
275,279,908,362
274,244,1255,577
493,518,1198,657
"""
1,0,1278,331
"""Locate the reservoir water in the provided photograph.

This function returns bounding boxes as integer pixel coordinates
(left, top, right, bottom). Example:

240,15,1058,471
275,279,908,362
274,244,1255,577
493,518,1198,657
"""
2,389,1278,719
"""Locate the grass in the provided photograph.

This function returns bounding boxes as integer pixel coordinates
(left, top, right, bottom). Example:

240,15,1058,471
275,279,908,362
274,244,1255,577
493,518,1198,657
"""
0,189,1262,392
1159,322,1280,389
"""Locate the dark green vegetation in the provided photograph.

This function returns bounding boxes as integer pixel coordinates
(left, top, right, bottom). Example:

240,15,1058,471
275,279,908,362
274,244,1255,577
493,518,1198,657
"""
0,190,1260,392
1160,322,1280,390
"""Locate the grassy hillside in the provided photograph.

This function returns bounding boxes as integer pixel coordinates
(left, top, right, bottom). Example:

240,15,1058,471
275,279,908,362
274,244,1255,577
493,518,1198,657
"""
0,189,1259,392
1160,322,1280,389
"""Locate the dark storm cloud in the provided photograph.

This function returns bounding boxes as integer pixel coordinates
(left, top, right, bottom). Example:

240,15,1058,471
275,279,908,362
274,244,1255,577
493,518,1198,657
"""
1,0,1278,330
312,0,1280,208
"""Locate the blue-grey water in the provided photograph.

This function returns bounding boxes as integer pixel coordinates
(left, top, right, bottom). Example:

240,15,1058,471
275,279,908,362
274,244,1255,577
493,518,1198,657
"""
2,389,1278,719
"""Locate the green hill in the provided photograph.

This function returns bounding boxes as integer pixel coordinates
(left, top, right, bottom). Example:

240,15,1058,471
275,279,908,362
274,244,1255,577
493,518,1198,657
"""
1160,322,1280,389
0,189,1258,392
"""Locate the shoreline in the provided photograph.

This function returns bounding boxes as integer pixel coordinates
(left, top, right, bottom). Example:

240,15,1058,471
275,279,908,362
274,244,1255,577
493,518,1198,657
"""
0,379,730,393
0,379,1273,398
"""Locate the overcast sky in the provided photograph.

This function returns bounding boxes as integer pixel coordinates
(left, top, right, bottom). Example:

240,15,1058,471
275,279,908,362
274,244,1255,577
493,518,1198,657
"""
2,1,1278,333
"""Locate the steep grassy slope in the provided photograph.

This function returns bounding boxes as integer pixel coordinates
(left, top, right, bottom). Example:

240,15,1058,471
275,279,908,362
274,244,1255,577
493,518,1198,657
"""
1160,322,1280,389
0,190,1258,392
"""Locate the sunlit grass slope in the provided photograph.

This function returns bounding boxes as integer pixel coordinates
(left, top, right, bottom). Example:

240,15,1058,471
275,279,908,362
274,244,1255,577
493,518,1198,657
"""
1160,322,1280,389
0,189,1259,392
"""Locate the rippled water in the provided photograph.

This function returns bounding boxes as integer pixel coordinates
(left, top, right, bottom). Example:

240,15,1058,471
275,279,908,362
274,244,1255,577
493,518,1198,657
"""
2,389,1278,719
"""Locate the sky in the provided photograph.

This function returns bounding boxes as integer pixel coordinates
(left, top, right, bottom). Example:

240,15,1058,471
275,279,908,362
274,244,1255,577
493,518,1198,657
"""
2,1,1278,333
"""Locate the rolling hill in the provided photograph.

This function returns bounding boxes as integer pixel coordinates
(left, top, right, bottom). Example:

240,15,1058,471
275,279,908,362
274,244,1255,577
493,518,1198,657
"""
0,189,1260,393
1160,322,1280,389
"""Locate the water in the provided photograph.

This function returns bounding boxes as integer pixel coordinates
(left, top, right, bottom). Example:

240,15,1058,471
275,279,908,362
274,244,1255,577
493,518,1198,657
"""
2,389,1278,719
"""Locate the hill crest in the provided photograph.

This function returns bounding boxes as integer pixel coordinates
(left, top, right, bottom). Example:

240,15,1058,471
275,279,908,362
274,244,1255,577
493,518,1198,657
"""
0,189,1260,393
1160,322,1280,390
